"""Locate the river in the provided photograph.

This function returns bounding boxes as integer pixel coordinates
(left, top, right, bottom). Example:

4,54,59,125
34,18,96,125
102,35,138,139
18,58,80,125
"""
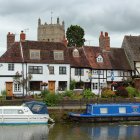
0,122,140,140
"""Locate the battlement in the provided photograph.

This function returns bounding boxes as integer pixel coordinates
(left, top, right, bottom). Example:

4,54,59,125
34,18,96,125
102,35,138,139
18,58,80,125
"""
37,17,65,42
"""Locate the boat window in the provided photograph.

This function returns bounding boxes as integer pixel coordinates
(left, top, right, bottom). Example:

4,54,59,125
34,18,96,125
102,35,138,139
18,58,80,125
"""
100,108,108,114
0,109,2,114
32,104,43,112
3,109,24,114
119,107,126,113
18,110,24,114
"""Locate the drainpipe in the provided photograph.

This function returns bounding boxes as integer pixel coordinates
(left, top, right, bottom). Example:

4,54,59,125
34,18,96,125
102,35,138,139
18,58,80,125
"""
20,42,24,97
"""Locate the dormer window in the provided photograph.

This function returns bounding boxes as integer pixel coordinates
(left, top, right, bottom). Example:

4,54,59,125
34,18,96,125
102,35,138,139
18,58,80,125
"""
73,49,79,57
54,51,64,60
96,55,103,63
30,50,40,60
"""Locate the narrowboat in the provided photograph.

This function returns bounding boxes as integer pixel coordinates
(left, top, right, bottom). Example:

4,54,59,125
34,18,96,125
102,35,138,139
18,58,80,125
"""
69,103,140,122
0,101,54,124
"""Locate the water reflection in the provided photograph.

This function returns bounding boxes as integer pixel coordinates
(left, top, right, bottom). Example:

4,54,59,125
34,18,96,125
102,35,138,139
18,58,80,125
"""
0,124,50,140
0,123,140,140
48,123,140,140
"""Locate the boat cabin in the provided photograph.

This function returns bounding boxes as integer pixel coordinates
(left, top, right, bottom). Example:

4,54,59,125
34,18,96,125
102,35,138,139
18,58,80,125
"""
23,101,48,114
86,103,140,117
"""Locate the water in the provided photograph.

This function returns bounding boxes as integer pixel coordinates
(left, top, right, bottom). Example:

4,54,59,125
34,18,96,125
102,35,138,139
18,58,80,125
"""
0,122,140,140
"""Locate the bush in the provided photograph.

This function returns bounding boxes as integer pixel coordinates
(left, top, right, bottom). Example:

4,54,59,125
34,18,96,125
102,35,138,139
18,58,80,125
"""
115,86,129,98
1,90,6,99
126,86,139,97
70,80,76,90
44,93,61,106
62,90,74,97
101,88,115,98
41,90,50,99
83,89,95,99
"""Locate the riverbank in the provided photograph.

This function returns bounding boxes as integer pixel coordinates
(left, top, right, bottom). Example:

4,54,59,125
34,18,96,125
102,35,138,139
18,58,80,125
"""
48,106,86,122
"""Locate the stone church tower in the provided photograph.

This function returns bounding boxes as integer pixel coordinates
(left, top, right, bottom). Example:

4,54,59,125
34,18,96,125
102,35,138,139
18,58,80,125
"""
37,17,65,42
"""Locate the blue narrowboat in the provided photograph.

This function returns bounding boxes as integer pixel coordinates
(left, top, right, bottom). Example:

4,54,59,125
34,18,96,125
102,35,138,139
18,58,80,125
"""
69,103,140,122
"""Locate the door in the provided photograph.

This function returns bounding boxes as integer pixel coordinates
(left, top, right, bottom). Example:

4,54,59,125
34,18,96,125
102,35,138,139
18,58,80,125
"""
6,82,13,96
48,81,55,93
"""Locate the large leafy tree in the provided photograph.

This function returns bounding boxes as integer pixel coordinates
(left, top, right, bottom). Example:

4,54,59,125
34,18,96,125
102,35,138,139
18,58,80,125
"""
66,25,85,47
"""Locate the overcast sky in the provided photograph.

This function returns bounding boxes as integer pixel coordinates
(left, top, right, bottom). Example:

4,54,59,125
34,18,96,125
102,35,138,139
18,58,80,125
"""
0,0,140,55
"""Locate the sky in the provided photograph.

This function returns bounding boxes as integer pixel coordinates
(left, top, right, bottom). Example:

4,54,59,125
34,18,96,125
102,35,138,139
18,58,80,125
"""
0,0,140,55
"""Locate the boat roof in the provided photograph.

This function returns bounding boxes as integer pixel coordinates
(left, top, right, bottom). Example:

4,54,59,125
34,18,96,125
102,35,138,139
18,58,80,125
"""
87,103,140,106
24,101,48,114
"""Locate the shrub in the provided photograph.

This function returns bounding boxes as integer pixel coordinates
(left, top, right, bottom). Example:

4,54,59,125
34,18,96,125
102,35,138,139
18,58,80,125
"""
126,86,139,97
101,88,115,98
70,80,76,90
62,90,74,99
83,89,95,99
115,86,128,98
44,93,61,106
41,90,50,99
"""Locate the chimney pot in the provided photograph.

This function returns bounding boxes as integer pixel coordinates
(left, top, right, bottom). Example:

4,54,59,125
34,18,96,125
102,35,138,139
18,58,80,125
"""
105,32,108,37
20,31,26,41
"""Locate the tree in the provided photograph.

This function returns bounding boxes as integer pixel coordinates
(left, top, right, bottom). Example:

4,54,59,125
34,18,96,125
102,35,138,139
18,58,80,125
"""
66,25,85,47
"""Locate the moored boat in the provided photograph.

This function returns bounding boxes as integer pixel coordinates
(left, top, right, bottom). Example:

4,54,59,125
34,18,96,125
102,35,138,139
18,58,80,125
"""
0,101,54,124
69,103,140,122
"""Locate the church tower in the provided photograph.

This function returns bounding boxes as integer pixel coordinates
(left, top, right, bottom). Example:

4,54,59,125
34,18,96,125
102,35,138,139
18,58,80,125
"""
37,17,65,43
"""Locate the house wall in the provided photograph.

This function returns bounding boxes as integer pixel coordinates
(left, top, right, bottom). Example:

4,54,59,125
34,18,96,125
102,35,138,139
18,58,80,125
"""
0,63,70,96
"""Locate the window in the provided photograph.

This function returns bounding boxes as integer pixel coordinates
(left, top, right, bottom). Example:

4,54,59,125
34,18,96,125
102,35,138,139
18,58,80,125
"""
3,109,24,114
49,66,54,74
29,81,41,91
30,50,40,60
93,83,98,89
75,68,84,76
54,51,64,60
59,67,66,74
29,66,43,74
0,109,2,114
100,83,105,89
119,107,126,113
8,63,14,71
100,108,108,114
118,71,123,77
96,55,103,63
58,81,67,91
73,49,79,57
14,83,21,92
93,70,98,75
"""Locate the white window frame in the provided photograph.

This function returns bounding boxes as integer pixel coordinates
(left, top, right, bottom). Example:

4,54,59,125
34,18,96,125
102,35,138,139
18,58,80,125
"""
30,49,40,60
54,51,64,60
93,83,98,89
96,55,103,63
119,107,126,113
100,108,108,114
8,63,14,71
73,49,79,57
14,83,21,92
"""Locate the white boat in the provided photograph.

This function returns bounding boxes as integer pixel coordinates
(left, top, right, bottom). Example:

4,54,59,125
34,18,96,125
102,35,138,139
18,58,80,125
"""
0,101,54,124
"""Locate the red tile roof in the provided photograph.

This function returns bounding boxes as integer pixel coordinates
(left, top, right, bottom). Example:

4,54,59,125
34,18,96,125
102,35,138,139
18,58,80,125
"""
0,40,131,70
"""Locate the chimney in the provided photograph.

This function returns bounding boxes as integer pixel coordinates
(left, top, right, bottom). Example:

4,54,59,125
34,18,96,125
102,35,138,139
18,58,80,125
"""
104,32,110,51
99,31,110,51
7,32,15,50
99,31,104,50
20,31,26,41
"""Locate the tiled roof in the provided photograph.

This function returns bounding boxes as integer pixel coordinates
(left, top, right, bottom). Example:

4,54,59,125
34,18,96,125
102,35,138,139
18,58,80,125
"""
67,47,91,68
0,40,131,70
84,46,131,70
0,42,22,63
123,36,140,61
